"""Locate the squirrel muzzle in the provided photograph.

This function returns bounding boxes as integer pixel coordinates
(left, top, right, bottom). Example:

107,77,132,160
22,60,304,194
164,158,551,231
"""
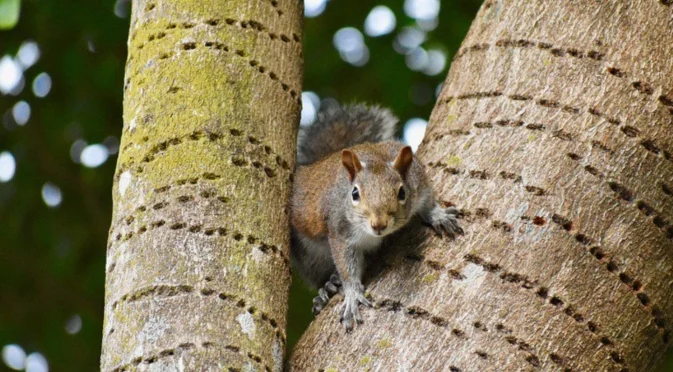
369,215,390,235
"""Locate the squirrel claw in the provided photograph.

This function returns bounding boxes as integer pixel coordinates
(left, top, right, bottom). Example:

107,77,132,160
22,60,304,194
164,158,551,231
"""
312,274,344,316
329,273,342,287
360,295,372,308
325,282,339,295
312,296,326,315
318,288,330,302
339,283,370,332
340,301,361,332
426,205,464,239
431,223,444,237
340,316,355,333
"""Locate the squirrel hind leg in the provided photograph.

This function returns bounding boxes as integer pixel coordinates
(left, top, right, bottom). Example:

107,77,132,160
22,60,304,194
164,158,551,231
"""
312,273,343,315
290,233,335,288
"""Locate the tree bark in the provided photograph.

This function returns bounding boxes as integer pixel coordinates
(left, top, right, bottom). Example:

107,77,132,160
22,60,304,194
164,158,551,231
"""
101,1,302,371
290,1,673,371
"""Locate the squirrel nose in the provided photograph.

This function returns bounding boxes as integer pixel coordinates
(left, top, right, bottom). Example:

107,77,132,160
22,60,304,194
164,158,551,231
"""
371,220,388,234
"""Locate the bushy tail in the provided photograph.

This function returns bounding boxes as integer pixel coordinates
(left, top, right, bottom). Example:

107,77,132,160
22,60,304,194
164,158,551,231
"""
297,103,398,166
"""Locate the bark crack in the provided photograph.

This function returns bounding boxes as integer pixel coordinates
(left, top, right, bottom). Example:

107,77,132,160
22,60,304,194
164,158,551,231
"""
129,34,301,106
431,117,672,217
110,220,290,268
550,210,670,343
134,16,300,47
108,341,272,372
564,155,673,244
372,291,562,370
439,93,672,168
116,129,291,179
110,188,230,235
431,205,669,347
110,284,287,344
432,155,672,244
454,38,673,117
463,254,628,370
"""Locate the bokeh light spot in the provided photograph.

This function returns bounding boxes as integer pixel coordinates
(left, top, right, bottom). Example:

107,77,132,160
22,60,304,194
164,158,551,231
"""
304,0,328,17
0,151,16,182
70,139,87,164
404,0,440,20
364,6,396,37
406,47,429,71
32,72,51,98
17,41,40,69
435,82,444,97
333,27,369,66
65,315,82,335
342,46,370,66
1,344,26,370
103,136,120,155
403,118,428,152
333,27,364,53
417,16,439,31
0,56,23,95
41,182,62,208
393,27,426,54
423,49,446,75
80,144,109,168
113,0,130,18
12,101,30,125
25,352,48,372
300,91,321,126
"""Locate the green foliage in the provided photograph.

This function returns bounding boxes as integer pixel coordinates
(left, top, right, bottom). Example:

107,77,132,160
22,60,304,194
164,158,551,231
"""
0,0,20,29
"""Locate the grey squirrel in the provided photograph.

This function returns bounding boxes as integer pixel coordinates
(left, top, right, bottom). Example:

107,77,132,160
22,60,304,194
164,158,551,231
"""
290,103,463,331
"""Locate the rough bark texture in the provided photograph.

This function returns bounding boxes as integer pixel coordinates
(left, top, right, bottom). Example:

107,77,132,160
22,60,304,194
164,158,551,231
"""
291,1,673,371
101,1,302,371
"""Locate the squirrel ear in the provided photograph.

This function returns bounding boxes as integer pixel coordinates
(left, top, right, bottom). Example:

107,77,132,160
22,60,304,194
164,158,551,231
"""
393,146,413,178
341,150,363,182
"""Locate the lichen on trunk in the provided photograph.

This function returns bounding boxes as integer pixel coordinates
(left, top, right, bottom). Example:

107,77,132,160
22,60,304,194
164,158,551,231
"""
101,0,302,371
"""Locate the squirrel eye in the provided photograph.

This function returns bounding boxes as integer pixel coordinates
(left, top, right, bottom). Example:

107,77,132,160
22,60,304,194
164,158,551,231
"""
397,186,406,201
352,186,360,202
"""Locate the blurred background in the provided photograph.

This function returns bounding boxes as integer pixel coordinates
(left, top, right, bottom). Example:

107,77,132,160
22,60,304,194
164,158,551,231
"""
0,0,670,371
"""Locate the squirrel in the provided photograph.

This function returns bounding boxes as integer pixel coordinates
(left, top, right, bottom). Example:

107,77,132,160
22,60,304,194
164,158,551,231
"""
290,102,463,331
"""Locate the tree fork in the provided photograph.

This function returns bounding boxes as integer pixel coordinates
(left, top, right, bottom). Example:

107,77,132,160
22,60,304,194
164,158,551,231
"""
101,0,302,370
291,1,673,371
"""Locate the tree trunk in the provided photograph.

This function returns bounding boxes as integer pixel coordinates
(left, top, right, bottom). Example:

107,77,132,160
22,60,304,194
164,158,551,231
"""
101,1,302,371
290,1,673,371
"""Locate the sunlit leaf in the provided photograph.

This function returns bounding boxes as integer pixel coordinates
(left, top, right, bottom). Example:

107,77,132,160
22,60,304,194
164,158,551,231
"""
0,0,20,29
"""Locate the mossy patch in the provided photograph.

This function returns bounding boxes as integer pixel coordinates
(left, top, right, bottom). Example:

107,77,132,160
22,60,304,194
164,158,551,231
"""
422,273,439,283
445,154,461,167
377,338,392,348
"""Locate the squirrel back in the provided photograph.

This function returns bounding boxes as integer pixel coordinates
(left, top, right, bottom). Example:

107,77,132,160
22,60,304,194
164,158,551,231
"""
296,103,398,166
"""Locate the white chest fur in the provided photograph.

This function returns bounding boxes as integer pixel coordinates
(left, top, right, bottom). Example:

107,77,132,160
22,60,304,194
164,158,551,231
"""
347,228,384,252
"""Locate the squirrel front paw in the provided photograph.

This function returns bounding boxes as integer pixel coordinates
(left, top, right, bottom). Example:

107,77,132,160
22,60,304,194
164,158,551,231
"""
339,282,372,332
426,206,464,238
312,273,343,315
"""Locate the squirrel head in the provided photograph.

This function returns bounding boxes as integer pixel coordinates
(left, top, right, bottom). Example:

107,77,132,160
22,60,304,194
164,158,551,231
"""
341,146,414,237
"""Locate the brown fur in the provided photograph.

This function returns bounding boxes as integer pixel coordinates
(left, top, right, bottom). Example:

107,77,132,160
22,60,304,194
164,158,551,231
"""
291,142,408,240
